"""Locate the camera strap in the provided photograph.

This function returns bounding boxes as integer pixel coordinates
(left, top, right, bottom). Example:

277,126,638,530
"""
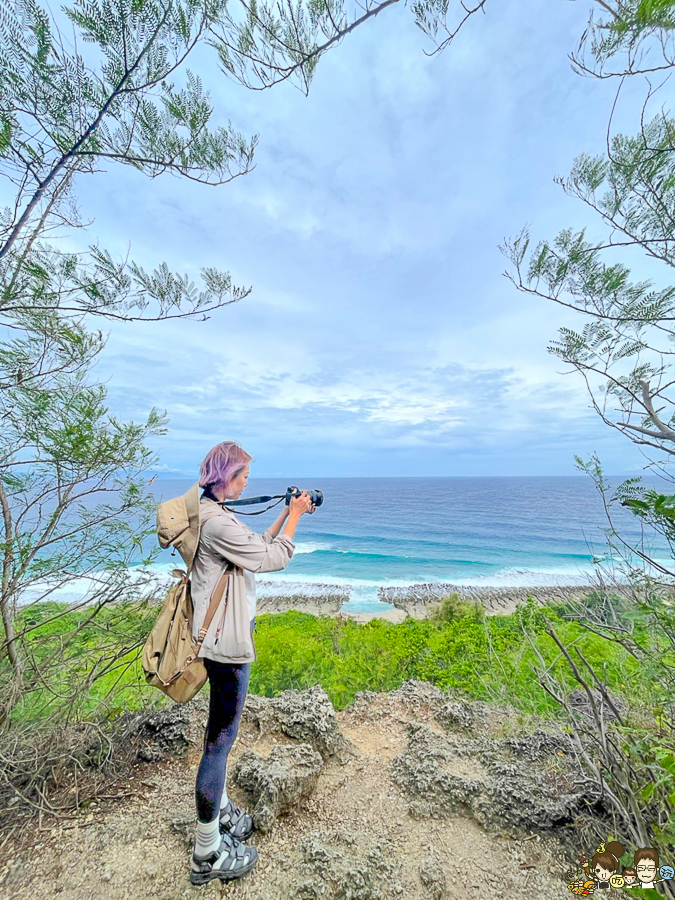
201,486,287,515
220,497,286,516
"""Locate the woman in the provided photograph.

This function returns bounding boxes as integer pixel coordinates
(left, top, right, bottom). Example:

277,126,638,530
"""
590,841,623,891
189,441,314,886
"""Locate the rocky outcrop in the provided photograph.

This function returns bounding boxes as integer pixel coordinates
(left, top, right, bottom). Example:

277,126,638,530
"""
118,681,580,839
243,684,359,764
435,699,487,732
378,584,596,617
391,717,581,832
3,679,609,900
230,684,360,834
418,857,447,900
256,594,347,615
348,680,449,721
232,743,324,833
391,723,486,821
257,582,349,615
115,702,199,763
294,833,406,900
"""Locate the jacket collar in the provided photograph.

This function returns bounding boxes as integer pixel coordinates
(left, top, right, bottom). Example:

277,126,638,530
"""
200,494,236,518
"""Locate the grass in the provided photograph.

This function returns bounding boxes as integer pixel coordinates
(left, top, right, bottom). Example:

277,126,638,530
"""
1,595,648,725
4,594,674,869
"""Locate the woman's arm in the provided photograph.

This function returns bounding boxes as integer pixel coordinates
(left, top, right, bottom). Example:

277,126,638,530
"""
280,492,313,541
265,506,290,539
264,493,314,541
201,493,313,574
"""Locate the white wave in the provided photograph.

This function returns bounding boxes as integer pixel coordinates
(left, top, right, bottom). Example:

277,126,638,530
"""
292,541,333,555
16,564,176,608
17,552,675,615
450,569,601,588
258,557,675,608
258,573,383,607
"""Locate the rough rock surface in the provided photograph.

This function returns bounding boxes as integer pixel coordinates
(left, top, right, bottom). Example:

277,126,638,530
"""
0,681,591,900
434,699,478,732
243,684,358,763
256,592,347,616
418,856,447,900
256,582,350,616
391,719,582,832
294,833,406,900
233,743,324,833
115,701,198,762
378,584,599,617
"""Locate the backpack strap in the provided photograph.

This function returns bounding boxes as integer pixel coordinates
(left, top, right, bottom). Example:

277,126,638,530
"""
193,502,236,646
196,566,232,644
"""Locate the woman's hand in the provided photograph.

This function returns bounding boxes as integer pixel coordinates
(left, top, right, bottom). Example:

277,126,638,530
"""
289,490,315,518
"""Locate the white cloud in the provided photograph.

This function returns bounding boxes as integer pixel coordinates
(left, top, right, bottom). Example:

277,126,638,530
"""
4,0,660,476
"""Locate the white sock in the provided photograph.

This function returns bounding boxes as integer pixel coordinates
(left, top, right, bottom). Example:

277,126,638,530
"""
195,816,220,857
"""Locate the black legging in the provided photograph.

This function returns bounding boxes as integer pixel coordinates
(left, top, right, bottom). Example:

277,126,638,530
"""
195,619,255,823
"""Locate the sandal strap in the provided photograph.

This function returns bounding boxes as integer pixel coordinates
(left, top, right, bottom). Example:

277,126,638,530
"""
221,801,252,826
212,835,250,870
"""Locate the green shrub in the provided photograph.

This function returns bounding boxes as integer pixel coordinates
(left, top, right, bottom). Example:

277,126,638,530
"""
430,592,485,625
1,599,643,724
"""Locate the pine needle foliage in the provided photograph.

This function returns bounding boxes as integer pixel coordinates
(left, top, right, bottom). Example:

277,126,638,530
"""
0,0,488,739
501,1,675,873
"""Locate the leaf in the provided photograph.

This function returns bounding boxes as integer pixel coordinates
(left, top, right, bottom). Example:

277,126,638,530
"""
641,782,656,800
622,499,650,512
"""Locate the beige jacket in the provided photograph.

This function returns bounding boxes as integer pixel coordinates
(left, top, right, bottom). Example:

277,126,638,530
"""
191,497,295,664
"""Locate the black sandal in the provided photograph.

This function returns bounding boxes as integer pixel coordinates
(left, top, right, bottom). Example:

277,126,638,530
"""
219,799,254,841
190,833,258,885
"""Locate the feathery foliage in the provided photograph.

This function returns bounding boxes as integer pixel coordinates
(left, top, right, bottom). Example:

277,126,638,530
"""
0,0,487,729
502,0,675,872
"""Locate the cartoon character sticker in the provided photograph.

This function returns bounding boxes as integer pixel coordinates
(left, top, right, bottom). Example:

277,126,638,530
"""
568,877,596,895
566,840,674,893
635,848,659,890
621,867,636,888
592,841,624,890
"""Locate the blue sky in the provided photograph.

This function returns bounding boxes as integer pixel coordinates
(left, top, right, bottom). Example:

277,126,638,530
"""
25,0,673,477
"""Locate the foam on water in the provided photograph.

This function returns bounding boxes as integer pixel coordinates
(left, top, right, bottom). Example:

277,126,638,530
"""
17,565,172,608
292,542,334,555
22,555,674,614
23,477,675,615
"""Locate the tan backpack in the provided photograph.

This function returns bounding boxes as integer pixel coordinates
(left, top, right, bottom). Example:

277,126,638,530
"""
141,483,229,703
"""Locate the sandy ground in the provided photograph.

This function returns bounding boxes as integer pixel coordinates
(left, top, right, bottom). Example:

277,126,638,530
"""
0,690,575,900
338,609,408,624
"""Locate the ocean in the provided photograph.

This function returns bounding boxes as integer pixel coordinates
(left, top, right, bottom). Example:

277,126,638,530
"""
143,475,672,614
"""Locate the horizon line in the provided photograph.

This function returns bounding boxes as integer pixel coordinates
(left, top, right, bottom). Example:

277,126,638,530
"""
148,472,649,480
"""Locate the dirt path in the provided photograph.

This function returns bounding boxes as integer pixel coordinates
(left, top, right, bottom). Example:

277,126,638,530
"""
0,688,575,900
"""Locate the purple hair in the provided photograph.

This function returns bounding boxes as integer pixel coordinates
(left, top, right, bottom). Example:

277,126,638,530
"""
199,441,252,495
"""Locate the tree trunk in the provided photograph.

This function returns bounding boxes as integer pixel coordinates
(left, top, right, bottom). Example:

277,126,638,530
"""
0,480,22,674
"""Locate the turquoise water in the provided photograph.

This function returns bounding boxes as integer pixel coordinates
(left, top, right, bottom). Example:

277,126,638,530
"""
21,476,671,614
146,476,672,613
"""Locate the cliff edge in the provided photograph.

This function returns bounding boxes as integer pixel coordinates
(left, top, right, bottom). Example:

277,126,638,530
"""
0,681,591,900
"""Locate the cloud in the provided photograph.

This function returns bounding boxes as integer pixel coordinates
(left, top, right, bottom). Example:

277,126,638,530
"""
3,0,658,476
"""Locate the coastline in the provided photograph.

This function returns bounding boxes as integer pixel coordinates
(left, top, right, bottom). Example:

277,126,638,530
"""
378,582,605,617
255,581,609,622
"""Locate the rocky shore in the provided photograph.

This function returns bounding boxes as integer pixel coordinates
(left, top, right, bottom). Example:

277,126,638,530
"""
1,681,588,899
256,581,599,619
256,582,350,616
378,583,597,617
